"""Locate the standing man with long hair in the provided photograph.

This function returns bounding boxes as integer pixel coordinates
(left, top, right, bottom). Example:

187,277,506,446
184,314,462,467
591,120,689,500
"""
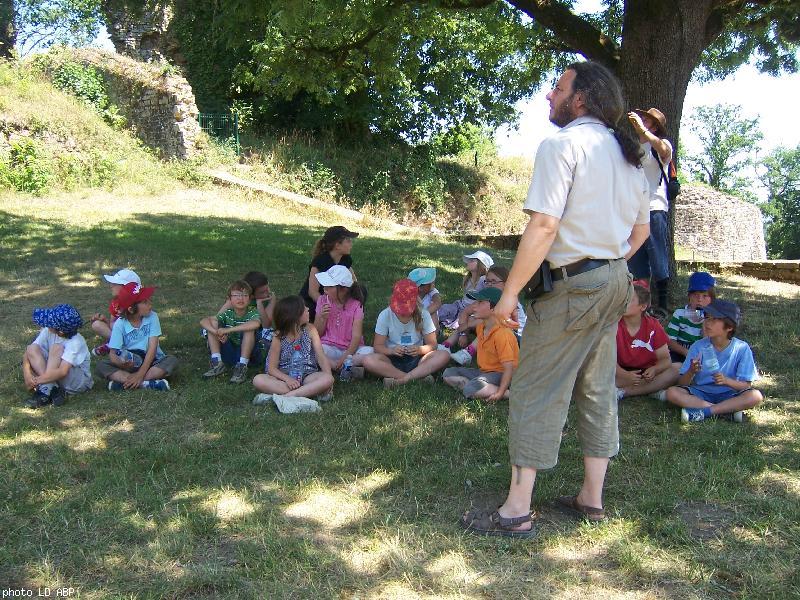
461,61,650,537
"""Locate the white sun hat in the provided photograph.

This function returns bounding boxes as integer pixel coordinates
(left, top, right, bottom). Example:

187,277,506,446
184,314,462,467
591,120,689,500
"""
315,264,354,287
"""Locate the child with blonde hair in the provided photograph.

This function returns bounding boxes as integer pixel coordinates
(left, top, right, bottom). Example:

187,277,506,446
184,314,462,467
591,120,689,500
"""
437,251,493,329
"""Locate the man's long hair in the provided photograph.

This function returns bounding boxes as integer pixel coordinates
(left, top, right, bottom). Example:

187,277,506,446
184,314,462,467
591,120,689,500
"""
568,61,643,167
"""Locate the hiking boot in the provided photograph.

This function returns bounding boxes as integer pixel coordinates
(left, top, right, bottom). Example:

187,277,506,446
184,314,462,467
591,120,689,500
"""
383,377,399,389
451,349,473,366
681,408,705,423
108,381,124,391
50,385,66,407
145,379,170,391
422,374,435,385
203,360,227,378
24,390,51,409
229,363,248,384
351,366,365,380
253,393,273,406
91,343,110,357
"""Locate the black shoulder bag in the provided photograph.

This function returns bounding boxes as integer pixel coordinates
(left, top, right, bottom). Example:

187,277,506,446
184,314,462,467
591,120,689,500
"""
652,148,680,203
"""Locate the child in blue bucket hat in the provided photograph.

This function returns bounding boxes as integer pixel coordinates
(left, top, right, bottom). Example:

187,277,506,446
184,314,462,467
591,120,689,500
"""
22,304,94,408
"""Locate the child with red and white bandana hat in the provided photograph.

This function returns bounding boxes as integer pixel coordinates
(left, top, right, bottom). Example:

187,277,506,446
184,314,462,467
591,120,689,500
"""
89,268,141,357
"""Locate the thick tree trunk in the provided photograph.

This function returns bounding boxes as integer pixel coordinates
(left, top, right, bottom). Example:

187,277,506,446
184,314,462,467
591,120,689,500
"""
614,0,717,301
0,0,15,59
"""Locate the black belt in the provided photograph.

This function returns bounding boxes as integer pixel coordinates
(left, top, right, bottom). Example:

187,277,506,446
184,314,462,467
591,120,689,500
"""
550,259,609,282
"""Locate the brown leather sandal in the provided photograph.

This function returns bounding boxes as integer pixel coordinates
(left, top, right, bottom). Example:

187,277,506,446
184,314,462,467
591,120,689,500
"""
460,508,537,538
555,495,606,522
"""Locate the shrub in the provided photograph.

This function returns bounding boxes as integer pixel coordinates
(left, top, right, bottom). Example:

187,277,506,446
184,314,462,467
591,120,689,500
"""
0,138,52,194
48,60,126,129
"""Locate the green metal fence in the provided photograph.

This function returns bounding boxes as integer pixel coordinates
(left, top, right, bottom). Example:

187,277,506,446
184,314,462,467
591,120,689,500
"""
198,112,239,154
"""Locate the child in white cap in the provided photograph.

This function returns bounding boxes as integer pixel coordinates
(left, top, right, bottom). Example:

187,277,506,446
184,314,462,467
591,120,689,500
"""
437,251,493,330
89,268,141,357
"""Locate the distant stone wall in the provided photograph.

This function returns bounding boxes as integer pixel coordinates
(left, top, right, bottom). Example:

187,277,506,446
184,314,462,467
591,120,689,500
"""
42,48,201,159
103,2,181,64
673,185,766,261
678,260,800,284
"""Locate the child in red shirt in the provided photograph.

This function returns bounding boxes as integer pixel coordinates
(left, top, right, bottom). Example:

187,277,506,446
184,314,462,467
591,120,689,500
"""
615,281,679,400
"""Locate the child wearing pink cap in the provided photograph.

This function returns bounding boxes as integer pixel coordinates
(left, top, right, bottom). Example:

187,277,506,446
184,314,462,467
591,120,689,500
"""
361,279,450,388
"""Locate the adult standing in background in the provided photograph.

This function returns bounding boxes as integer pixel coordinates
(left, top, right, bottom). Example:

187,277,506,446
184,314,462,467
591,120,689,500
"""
626,107,673,311
460,61,650,537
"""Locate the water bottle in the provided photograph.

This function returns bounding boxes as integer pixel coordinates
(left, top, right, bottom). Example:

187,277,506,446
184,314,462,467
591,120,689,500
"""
115,349,142,368
289,344,304,382
701,345,720,373
340,355,353,382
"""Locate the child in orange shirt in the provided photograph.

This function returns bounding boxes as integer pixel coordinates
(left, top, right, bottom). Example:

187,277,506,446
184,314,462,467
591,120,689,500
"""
442,287,518,403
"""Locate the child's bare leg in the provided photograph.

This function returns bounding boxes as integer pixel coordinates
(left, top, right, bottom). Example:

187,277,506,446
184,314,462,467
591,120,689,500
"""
443,375,469,391
108,370,134,384
253,374,291,394
92,320,111,339
289,372,335,397
709,389,763,415
45,344,65,371
469,381,500,400
665,386,712,408
361,354,407,379
404,350,451,382
623,364,680,397
240,331,255,360
207,334,222,354
144,366,167,381
24,344,47,377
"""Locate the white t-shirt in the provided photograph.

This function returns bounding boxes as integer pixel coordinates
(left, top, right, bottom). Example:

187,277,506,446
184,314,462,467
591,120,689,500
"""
33,327,91,379
375,307,436,348
420,287,440,309
641,141,672,212
523,116,650,267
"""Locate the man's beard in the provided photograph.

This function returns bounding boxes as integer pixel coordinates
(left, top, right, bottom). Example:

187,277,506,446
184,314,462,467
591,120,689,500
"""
549,94,578,128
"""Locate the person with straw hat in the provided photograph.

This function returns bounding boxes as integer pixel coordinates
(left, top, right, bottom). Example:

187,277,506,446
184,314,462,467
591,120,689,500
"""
627,107,674,311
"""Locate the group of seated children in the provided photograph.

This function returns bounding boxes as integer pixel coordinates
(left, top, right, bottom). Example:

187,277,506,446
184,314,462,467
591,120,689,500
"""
615,271,762,423
20,223,762,423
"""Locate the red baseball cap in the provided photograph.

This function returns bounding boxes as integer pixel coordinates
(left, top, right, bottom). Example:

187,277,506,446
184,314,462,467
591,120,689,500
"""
115,282,156,312
390,279,419,317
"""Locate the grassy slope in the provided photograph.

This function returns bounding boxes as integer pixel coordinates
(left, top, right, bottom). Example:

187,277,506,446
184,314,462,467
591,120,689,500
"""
0,187,798,599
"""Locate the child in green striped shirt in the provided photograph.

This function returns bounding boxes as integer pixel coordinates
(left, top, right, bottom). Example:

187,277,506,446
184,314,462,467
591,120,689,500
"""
666,272,715,363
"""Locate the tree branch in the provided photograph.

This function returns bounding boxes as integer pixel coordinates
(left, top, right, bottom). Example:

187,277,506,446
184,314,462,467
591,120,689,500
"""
504,0,619,67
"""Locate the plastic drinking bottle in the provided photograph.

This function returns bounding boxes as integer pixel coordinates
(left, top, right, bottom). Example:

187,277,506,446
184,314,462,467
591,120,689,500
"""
701,345,720,373
115,349,143,368
289,344,304,382
340,355,353,382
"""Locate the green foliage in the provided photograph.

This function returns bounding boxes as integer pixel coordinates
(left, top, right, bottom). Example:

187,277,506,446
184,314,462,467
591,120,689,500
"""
762,145,800,259
0,137,52,193
46,58,125,128
431,123,497,157
683,103,763,198
15,0,103,54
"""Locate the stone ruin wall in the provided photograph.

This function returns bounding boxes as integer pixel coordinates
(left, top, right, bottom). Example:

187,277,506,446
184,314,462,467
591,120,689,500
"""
673,184,766,262
58,48,201,159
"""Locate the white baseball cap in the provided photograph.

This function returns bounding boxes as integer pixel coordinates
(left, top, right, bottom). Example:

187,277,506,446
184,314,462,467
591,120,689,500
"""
103,268,141,285
315,265,354,288
463,251,494,270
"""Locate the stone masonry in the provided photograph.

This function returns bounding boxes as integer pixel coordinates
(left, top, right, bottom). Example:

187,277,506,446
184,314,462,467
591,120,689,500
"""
673,184,766,261
43,48,201,159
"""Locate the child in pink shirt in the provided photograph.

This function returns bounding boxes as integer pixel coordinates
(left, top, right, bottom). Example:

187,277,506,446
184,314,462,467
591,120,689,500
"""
313,265,371,377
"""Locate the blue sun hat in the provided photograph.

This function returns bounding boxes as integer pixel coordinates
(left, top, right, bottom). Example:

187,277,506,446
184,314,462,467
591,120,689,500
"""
32,304,83,336
408,267,437,286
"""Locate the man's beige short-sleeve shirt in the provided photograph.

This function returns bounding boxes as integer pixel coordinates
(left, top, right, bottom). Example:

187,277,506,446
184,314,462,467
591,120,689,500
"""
523,116,650,267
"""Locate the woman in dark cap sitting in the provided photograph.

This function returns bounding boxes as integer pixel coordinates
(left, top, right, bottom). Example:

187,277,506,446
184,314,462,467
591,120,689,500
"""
299,225,361,322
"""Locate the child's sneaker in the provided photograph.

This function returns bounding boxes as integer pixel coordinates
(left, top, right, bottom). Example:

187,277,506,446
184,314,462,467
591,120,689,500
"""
229,363,248,384
253,393,273,406
383,377,398,389
108,381,124,391
615,387,625,401
203,359,226,378
91,343,110,357
421,374,435,385
50,385,66,407
451,349,473,366
653,390,667,402
316,389,334,403
24,390,51,408
145,379,170,391
721,410,747,423
351,366,365,380
681,408,706,423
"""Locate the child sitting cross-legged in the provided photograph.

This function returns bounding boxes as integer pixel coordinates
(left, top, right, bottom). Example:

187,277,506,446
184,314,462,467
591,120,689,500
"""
666,299,762,423
200,280,262,384
96,283,178,391
442,287,518,403
252,295,334,405
361,279,451,388
23,304,94,408
89,268,141,357
615,280,679,401
665,271,715,364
